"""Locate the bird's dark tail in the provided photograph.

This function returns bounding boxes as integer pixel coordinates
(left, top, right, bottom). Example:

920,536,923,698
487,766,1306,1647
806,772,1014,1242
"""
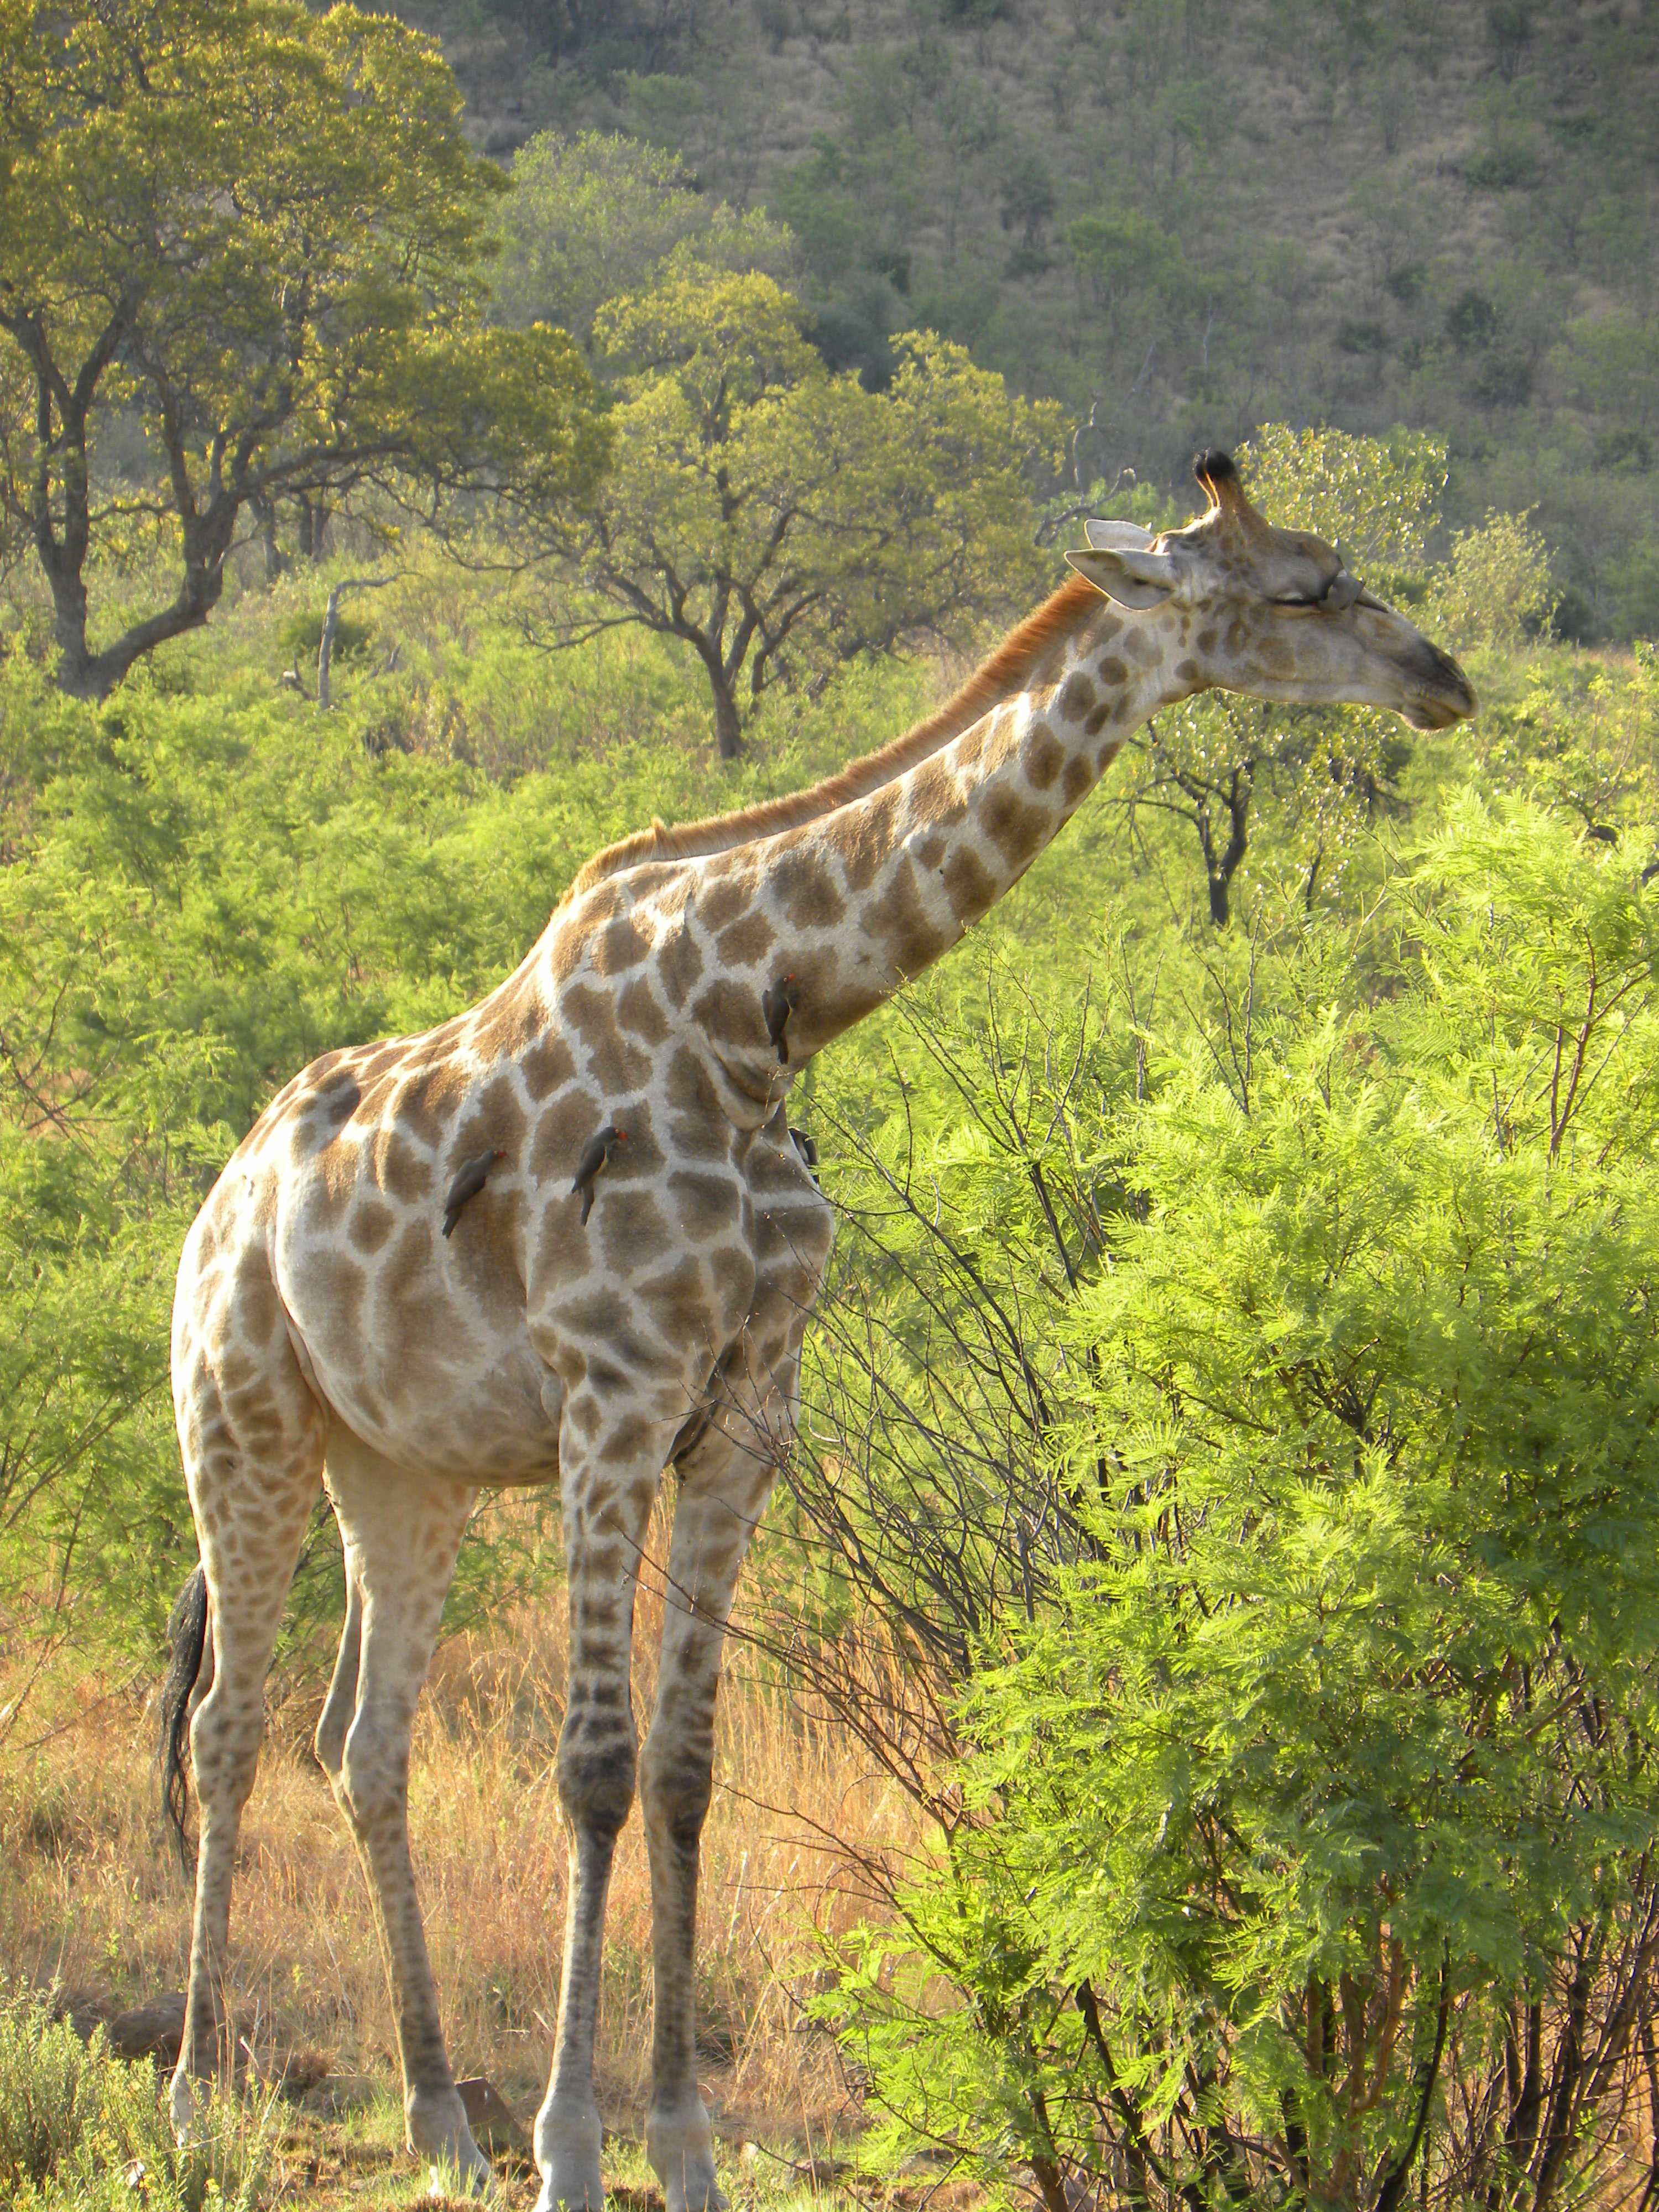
158,1564,210,1878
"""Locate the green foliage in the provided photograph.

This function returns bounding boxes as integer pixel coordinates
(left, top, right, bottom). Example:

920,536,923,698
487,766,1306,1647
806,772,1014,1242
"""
0,1982,275,2211
0,0,606,700
1433,509,1558,653
492,130,795,351
525,267,1061,756
814,805,1659,2212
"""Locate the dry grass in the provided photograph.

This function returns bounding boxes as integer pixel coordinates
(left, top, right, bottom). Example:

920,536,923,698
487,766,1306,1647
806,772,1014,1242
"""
0,1505,925,2153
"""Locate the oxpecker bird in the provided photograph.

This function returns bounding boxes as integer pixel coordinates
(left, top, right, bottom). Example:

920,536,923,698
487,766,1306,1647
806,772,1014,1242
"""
762,974,799,1064
441,1147,507,1238
572,1124,627,1225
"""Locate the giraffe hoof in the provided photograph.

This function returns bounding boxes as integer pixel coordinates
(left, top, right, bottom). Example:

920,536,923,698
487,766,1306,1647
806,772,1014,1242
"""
648,2104,727,2212
408,2086,491,2195
533,2103,606,2212
533,2164,605,2212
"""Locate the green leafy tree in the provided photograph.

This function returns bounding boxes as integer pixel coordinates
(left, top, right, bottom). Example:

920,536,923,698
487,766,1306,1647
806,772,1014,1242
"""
491,131,795,353
1433,509,1558,653
529,270,1061,758
810,806,1659,2212
0,0,605,700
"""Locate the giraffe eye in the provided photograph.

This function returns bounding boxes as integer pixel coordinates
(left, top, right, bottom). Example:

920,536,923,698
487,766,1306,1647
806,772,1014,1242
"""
1271,593,1321,609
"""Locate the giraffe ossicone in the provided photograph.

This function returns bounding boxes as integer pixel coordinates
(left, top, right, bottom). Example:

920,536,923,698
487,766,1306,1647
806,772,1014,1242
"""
159,453,1475,2209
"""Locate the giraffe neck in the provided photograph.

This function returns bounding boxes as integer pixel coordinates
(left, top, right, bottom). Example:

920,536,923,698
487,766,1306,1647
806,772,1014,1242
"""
759,593,1191,1067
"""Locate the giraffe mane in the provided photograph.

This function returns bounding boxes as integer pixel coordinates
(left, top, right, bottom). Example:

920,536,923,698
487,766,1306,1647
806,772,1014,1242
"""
557,572,1102,907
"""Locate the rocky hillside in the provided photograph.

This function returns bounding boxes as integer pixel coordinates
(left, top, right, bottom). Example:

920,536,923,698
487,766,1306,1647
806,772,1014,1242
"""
400,0,1658,635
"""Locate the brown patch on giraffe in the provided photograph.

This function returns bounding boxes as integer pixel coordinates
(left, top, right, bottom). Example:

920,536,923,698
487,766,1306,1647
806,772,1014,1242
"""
716,911,778,967
349,1196,399,1256
690,975,765,1053
980,787,1048,872
707,1244,757,1325
839,784,903,893
599,1187,671,1269
667,1169,740,1243
377,1131,435,1207
663,1048,731,1160
453,1073,529,1165
1197,625,1218,653
770,843,848,931
522,1028,577,1102
916,833,947,870
530,1088,607,1182
594,917,649,977
942,843,997,920
634,1255,711,1343
466,968,543,1058
615,978,671,1044
382,1220,443,1351
1097,655,1128,688
564,983,653,1094
561,1287,650,1359
953,723,985,771
694,868,754,935
1057,671,1097,722
656,928,704,1010
1025,724,1065,790
394,1056,473,1155
1062,758,1092,805
310,1246,368,1348
1175,658,1198,682
873,854,940,975
531,1205,595,1295
906,755,967,834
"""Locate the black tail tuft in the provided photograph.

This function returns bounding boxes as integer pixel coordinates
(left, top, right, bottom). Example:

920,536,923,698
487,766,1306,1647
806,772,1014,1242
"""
158,1564,208,1878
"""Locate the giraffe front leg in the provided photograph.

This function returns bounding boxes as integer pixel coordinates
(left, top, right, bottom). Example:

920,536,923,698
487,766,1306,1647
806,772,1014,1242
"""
535,1397,671,2212
640,1399,786,2212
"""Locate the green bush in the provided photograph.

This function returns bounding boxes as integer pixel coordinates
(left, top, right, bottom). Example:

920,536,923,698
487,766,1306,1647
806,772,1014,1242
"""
0,1984,275,2212
812,804,1659,2212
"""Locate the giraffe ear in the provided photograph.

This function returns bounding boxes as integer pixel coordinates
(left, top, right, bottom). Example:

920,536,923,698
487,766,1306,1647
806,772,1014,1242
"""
1065,544,1178,608
1084,518,1156,552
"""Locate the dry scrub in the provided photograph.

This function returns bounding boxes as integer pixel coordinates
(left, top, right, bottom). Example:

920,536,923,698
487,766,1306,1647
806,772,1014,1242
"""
0,1506,921,2146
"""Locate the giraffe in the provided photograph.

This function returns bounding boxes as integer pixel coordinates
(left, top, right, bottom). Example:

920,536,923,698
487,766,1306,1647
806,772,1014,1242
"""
158,451,1475,2211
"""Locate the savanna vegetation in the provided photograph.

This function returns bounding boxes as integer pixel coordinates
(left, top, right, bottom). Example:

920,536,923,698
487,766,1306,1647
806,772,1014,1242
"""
3,0,1659,2208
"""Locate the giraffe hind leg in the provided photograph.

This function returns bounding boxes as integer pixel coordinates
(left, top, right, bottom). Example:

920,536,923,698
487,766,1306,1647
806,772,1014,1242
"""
321,1432,488,2189
168,1298,327,2142
640,1354,804,2212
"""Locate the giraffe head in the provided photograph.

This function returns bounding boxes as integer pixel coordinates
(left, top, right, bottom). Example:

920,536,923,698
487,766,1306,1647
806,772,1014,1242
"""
1066,449,1477,732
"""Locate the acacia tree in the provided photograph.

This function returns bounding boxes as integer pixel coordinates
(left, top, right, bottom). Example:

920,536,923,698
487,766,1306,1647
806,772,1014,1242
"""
0,0,606,700
529,268,1061,758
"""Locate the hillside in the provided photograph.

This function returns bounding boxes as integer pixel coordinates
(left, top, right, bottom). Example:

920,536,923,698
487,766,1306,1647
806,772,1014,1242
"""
401,0,1659,638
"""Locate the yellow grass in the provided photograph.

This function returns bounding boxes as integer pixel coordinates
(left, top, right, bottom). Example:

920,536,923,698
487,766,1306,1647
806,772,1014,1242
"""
0,1506,925,2152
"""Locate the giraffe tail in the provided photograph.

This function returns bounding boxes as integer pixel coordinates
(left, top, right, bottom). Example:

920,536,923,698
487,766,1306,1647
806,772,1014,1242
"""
158,1563,211,1877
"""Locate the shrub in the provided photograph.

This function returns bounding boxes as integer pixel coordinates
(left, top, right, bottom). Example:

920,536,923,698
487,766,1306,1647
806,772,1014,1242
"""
1433,509,1557,651
0,1983,276,2212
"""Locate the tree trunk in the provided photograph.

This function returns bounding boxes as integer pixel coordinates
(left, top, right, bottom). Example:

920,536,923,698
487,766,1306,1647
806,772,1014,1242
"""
251,491,285,583
707,663,744,761
52,562,225,701
316,575,395,711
